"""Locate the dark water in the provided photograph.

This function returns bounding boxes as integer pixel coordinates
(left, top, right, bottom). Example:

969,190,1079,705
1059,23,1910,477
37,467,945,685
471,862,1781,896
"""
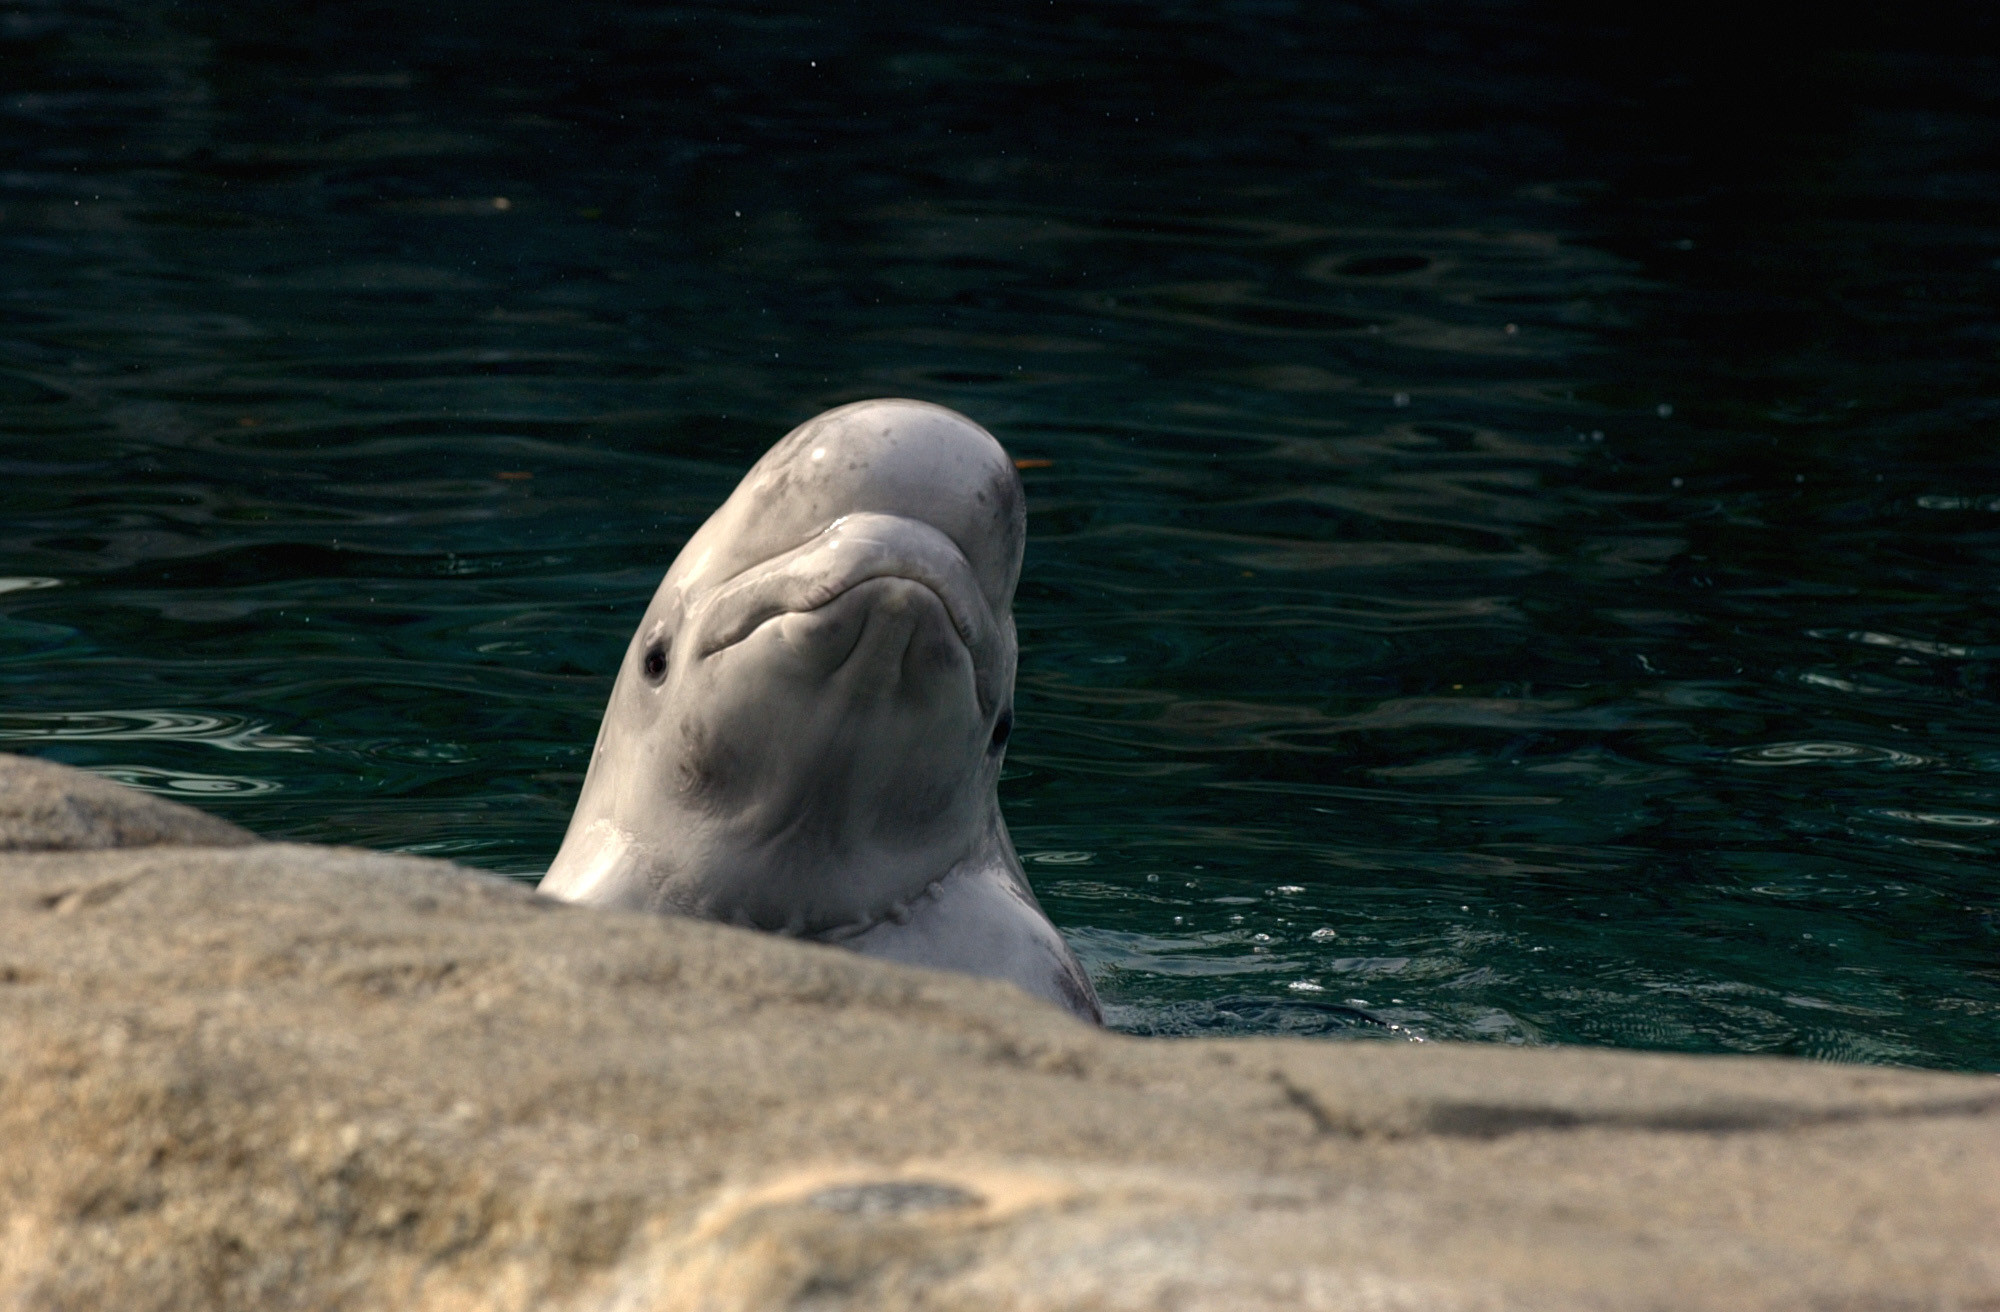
4,2,1998,1067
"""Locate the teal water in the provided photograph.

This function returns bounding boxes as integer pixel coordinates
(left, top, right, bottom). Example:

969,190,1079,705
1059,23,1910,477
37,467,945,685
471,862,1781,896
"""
3,2,1998,1066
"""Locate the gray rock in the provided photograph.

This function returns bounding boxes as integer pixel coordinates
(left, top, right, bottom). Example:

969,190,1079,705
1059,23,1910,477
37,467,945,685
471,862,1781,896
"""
0,753,1994,1309
0,752,256,851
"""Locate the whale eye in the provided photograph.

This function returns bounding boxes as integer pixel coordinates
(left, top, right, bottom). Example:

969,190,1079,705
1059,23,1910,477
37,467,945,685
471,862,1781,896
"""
988,709,1012,754
642,641,669,682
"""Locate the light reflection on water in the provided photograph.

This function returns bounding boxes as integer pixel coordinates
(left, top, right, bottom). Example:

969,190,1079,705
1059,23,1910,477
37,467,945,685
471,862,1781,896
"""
0,709,312,753
1,2,1998,1067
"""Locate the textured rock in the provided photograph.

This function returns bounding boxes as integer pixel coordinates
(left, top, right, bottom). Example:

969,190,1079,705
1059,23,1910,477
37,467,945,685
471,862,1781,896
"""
0,753,1995,1310
0,752,255,851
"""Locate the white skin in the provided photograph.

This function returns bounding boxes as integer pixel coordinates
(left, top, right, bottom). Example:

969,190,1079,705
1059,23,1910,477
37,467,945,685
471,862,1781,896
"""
541,399,1101,1022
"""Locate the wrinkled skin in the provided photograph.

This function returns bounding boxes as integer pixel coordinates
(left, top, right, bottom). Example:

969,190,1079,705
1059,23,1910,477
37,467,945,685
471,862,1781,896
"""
541,399,1101,1022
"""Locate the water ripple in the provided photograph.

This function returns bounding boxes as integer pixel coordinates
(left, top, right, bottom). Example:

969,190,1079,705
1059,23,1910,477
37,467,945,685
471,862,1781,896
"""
1730,742,1932,769
84,765,280,796
0,710,312,753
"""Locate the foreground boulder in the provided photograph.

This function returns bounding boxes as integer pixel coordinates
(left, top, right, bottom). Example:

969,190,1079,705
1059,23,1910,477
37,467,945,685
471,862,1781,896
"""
0,751,255,852
0,753,1994,1310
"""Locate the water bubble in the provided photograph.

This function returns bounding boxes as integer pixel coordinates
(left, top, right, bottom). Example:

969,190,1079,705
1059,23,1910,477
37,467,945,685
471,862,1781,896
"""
1392,392,1410,407
1656,403,1674,418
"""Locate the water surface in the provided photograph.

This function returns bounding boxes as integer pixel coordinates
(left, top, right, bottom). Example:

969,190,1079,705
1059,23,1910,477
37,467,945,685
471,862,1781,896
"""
3,1,1998,1067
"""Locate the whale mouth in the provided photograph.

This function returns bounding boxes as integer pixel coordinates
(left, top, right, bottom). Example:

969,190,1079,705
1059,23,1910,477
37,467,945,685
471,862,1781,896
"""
693,513,993,662
706,570,963,660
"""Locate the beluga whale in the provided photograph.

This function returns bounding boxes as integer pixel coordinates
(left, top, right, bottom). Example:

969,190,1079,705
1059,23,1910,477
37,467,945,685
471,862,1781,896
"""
540,398,1102,1022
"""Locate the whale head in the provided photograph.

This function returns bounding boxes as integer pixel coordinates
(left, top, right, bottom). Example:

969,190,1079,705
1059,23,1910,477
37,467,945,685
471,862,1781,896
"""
540,399,1025,936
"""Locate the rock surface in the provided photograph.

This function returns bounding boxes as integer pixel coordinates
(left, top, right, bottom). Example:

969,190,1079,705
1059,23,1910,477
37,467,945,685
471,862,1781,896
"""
0,751,1994,1310
0,752,255,851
